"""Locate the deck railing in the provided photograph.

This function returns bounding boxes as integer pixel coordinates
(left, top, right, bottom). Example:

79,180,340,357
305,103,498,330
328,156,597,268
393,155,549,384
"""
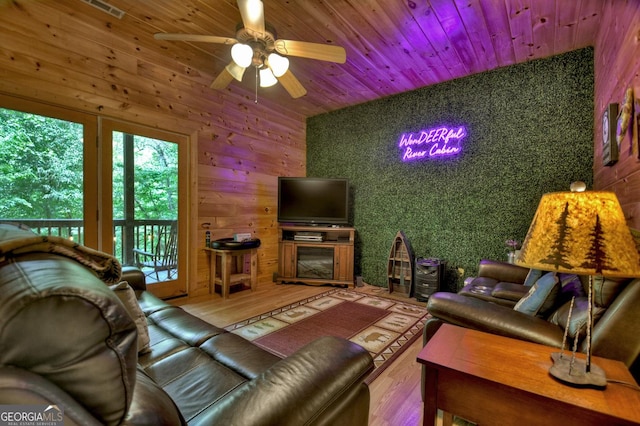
0,218,177,271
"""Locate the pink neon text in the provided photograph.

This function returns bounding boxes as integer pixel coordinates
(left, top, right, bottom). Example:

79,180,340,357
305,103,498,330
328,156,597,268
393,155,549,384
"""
398,126,466,161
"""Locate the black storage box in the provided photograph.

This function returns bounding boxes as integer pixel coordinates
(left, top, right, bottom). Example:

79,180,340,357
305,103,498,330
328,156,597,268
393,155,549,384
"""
414,258,444,302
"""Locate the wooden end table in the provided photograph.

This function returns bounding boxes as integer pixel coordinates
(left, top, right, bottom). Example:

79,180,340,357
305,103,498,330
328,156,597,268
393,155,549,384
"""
205,247,257,299
417,324,640,426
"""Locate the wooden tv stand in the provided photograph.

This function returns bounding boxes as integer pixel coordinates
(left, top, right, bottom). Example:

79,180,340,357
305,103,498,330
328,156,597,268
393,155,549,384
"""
277,225,355,287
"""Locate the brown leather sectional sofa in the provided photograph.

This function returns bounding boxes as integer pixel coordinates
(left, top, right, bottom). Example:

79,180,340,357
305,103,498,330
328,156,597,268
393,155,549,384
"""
424,260,640,382
0,230,373,425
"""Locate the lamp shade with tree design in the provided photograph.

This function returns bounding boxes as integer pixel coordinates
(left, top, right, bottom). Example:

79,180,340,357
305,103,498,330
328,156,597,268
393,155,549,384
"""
516,189,640,387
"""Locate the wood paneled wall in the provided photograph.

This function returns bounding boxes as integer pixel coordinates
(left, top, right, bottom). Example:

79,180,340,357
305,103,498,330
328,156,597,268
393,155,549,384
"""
594,3,640,230
0,1,306,296
1,0,639,295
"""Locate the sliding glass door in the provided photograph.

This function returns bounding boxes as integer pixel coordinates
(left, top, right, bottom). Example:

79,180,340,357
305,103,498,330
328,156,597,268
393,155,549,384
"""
102,119,188,298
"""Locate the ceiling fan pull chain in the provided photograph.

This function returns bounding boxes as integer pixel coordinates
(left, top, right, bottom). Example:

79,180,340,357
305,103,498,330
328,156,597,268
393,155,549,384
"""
255,67,259,104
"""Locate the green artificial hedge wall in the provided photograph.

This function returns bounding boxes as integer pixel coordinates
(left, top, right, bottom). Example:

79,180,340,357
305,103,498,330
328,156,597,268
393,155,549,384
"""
306,48,594,291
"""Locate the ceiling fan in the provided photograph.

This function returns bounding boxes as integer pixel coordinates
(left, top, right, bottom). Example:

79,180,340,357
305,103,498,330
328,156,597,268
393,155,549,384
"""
154,0,346,98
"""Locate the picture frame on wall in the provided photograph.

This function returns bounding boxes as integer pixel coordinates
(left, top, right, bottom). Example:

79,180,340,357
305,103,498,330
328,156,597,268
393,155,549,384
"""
603,103,619,166
617,87,634,151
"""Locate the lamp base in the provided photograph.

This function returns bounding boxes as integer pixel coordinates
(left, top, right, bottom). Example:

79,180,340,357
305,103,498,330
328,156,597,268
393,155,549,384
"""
549,352,607,388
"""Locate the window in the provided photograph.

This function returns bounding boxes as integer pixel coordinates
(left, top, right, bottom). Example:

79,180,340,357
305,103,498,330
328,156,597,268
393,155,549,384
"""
0,97,98,246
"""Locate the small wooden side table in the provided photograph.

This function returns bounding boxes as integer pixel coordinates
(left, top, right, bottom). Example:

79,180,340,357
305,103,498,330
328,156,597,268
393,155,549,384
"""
204,247,257,299
417,324,640,426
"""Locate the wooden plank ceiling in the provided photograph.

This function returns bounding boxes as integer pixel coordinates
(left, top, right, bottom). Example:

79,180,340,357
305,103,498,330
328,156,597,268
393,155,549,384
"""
36,0,603,118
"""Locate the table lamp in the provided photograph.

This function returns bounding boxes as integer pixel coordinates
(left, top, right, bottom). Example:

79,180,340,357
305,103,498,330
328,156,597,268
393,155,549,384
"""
515,186,640,388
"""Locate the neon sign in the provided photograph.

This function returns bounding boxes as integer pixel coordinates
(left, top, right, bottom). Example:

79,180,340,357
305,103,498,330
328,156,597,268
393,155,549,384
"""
398,125,467,161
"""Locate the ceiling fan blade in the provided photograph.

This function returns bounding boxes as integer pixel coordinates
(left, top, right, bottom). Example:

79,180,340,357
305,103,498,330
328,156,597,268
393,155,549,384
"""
154,33,237,45
275,69,307,99
210,67,235,90
275,39,346,63
237,0,265,38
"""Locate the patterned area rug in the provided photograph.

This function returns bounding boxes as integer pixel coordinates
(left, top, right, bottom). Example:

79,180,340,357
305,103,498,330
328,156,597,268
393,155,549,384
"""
225,289,430,383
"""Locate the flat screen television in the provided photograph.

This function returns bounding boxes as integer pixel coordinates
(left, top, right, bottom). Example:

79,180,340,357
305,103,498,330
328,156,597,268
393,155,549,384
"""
277,177,350,225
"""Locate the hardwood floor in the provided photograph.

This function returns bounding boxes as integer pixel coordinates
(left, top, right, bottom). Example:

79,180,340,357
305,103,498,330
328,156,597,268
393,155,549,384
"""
171,281,425,426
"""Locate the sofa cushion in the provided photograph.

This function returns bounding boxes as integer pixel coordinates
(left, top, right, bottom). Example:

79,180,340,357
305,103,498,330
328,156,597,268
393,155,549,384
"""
547,297,605,338
143,347,247,423
556,273,585,306
110,281,151,354
592,276,630,308
491,282,530,301
138,321,192,369
463,276,498,289
514,272,559,316
458,277,520,308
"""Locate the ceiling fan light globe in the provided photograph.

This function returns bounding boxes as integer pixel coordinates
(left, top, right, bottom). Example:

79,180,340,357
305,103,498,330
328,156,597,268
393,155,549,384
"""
267,53,289,77
231,43,253,68
259,68,278,87
225,62,246,82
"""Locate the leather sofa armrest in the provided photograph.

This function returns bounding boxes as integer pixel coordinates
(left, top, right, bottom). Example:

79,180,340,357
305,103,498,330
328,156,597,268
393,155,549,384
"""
426,292,564,348
121,266,147,291
477,259,529,284
190,336,374,426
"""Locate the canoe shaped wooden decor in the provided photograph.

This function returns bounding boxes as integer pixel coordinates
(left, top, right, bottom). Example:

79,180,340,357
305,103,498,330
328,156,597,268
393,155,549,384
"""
388,231,414,296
